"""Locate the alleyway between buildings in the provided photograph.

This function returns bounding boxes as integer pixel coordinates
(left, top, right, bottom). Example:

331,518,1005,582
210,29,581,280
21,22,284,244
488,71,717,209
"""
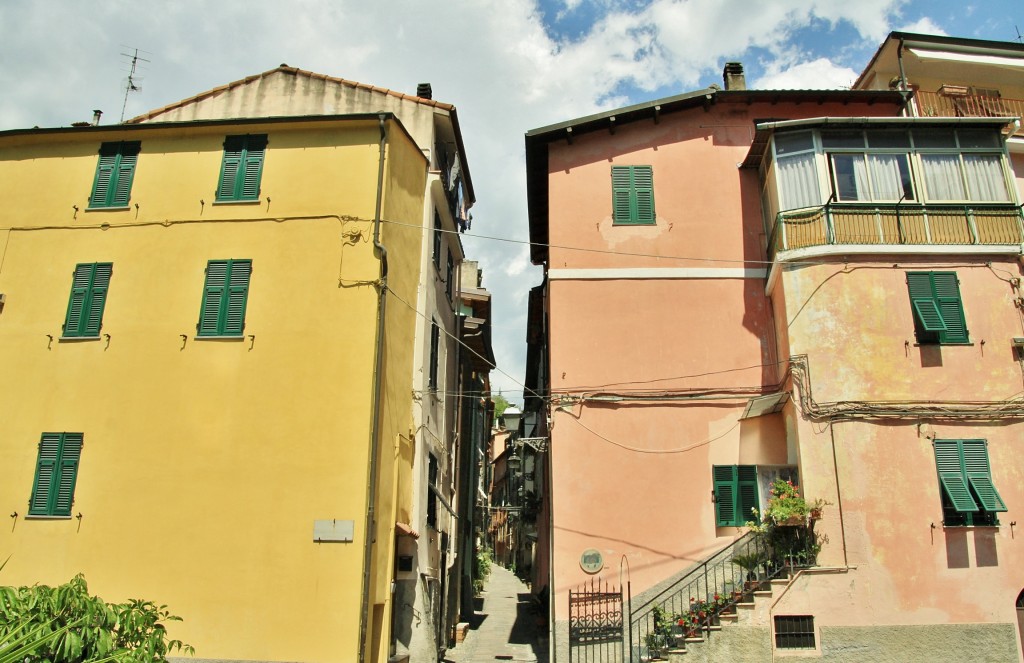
443,565,549,663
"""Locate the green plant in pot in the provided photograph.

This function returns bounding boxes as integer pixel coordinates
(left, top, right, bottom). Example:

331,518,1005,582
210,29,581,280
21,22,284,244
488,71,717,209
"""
731,551,766,592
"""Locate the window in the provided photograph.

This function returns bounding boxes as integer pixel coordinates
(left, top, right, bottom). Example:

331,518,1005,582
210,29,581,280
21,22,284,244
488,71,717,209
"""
713,465,759,527
611,165,655,225
28,433,83,517
445,252,455,302
216,134,267,202
88,141,140,208
197,259,252,337
428,320,440,390
427,453,438,529
62,263,112,338
433,211,442,270
906,271,969,344
774,131,821,211
934,439,1006,527
774,616,815,650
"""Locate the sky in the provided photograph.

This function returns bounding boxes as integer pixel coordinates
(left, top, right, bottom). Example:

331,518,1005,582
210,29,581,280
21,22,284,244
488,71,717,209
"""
1,0,1021,403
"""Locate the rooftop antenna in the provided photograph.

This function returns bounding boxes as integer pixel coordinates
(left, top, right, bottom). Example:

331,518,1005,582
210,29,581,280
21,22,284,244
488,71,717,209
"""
1015,26,1023,43
119,47,151,123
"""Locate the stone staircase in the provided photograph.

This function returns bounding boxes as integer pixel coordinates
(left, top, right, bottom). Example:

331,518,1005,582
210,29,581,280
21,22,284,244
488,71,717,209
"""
661,577,790,662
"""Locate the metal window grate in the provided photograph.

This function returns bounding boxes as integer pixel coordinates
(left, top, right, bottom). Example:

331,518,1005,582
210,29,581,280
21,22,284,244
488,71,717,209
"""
775,615,815,649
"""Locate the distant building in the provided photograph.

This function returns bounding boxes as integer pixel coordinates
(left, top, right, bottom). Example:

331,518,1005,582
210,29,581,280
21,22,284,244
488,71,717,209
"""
0,66,487,663
526,34,1024,661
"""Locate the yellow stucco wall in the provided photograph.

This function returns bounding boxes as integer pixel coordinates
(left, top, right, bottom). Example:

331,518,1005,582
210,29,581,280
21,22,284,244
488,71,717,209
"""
0,117,425,662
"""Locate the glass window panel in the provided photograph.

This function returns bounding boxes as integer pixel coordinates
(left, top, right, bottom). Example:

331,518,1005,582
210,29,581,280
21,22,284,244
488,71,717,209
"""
866,130,911,148
963,154,1009,201
914,129,957,148
778,153,820,210
868,154,915,201
831,154,869,201
957,129,1000,149
821,130,865,149
774,131,814,155
921,154,966,200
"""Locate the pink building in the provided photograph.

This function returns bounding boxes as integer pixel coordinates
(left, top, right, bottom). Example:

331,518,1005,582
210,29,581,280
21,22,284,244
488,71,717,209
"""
525,38,1024,662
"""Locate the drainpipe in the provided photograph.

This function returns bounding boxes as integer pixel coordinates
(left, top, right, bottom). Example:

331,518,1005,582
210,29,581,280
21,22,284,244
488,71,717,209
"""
896,38,912,117
358,113,390,663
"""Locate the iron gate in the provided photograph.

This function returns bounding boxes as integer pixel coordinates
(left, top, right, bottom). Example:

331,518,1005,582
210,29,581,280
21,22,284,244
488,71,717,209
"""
568,577,624,662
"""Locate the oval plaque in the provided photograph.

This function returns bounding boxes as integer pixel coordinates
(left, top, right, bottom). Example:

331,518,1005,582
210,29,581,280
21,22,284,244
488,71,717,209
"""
580,548,604,574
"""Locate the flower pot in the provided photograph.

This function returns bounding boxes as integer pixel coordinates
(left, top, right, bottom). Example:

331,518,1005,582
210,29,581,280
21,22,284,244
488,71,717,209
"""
779,514,806,526
809,508,823,520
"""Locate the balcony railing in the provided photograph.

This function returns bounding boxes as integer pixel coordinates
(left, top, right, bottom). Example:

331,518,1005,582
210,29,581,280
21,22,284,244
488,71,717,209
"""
914,91,1024,135
769,203,1024,258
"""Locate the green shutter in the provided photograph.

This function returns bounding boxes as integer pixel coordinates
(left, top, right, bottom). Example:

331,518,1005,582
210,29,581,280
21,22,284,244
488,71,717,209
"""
737,466,760,524
714,466,737,526
28,433,82,517
63,263,112,337
611,166,656,225
217,135,266,201
934,440,979,512
198,260,251,336
907,272,969,344
89,142,139,208
962,439,1007,512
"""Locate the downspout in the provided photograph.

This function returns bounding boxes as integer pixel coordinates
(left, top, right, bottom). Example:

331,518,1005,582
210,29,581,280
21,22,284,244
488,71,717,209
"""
358,113,390,663
897,38,913,117
829,422,849,567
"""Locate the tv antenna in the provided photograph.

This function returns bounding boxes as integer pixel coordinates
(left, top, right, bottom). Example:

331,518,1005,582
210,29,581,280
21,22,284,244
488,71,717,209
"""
119,47,151,123
1015,25,1023,43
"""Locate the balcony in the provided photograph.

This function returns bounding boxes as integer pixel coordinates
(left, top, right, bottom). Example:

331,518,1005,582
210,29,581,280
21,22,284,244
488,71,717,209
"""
769,203,1024,258
914,90,1024,136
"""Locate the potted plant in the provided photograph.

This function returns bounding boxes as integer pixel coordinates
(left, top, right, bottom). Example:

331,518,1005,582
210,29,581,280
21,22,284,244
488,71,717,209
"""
731,551,766,594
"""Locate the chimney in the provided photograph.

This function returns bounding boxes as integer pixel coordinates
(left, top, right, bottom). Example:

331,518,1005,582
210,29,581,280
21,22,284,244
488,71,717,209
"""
416,83,432,100
92,110,103,126
723,62,746,91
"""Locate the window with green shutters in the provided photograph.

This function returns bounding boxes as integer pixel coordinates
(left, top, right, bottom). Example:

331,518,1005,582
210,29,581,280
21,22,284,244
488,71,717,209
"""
714,465,759,527
611,165,655,225
197,259,252,337
933,439,1006,527
216,134,267,202
62,263,112,338
429,320,440,389
88,141,140,208
28,432,83,517
433,212,443,270
906,271,969,344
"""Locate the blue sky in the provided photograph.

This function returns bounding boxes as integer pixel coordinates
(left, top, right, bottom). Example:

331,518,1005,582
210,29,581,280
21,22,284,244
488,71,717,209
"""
0,0,1021,402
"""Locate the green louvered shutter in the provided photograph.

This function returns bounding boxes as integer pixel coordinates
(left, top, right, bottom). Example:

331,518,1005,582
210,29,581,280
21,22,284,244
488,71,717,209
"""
240,135,267,200
714,466,737,526
63,265,92,336
89,146,118,208
52,434,83,517
198,261,229,335
217,136,245,200
110,143,140,207
223,260,252,335
633,166,655,224
29,433,62,515
611,167,634,223
932,273,969,344
83,263,112,336
962,439,1007,512
737,466,760,524
934,440,978,512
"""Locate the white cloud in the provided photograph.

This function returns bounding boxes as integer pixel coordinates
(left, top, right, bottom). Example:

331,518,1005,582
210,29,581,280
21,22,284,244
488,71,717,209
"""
897,16,948,34
755,57,860,89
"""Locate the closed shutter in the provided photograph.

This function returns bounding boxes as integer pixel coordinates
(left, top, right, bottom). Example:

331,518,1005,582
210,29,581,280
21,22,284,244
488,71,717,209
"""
611,167,634,223
240,135,267,200
89,142,140,208
633,166,655,224
198,260,229,335
83,263,112,336
962,439,1007,512
223,260,252,335
714,466,737,526
63,264,93,336
934,440,979,512
29,433,62,515
90,147,117,208
217,135,266,201
110,143,140,207
217,136,245,200
53,434,83,517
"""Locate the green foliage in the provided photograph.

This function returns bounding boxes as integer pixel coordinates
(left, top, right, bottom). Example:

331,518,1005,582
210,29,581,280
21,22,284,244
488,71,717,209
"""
492,395,511,421
730,552,765,575
471,548,492,596
0,573,193,663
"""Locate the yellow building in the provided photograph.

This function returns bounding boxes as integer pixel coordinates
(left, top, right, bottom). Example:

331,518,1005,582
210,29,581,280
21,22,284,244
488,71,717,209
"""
0,68,476,663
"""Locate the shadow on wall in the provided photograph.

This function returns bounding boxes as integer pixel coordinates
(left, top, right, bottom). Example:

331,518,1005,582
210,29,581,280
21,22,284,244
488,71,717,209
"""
944,528,999,569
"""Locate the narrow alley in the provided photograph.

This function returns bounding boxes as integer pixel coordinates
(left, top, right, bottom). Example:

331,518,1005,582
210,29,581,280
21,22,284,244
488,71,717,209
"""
443,565,549,663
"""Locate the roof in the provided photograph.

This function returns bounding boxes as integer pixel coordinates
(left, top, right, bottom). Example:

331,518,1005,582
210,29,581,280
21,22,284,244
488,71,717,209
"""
127,65,455,124
854,31,1024,90
524,88,904,264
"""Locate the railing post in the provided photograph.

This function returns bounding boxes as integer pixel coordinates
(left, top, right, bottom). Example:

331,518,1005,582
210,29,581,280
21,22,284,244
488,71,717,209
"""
824,204,834,245
966,205,979,244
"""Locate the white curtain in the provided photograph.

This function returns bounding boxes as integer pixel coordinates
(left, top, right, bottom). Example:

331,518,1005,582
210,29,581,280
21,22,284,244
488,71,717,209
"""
778,153,820,210
832,154,870,201
963,155,1009,201
921,154,966,200
867,154,906,200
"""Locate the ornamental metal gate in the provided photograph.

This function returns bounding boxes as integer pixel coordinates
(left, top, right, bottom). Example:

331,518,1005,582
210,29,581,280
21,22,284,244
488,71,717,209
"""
568,577,625,662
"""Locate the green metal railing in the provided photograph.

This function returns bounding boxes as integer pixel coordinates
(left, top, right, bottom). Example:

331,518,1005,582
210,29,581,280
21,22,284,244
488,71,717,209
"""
769,202,1024,258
